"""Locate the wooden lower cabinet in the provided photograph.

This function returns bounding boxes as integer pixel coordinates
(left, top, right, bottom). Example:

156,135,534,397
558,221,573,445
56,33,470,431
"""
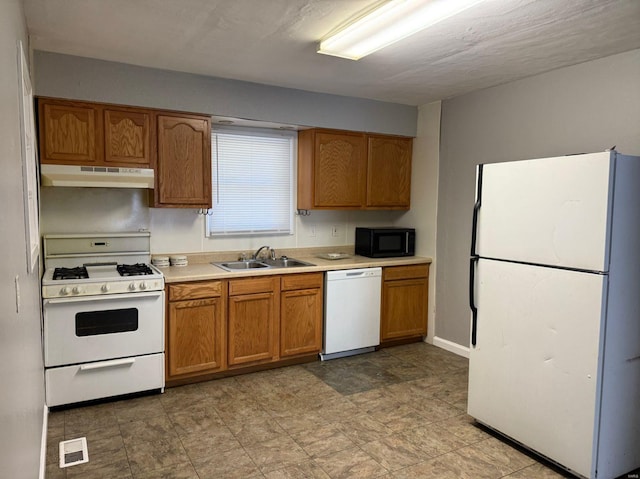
165,272,324,385
166,281,226,380
380,264,429,344
280,273,323,358
227,276,279,366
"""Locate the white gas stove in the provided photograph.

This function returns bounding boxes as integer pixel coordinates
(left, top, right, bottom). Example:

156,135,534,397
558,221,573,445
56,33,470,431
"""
42,262,164,298
42,232,165,408
42,232,164,298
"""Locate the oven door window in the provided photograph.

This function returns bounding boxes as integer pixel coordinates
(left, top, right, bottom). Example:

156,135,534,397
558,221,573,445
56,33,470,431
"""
76,308,139,337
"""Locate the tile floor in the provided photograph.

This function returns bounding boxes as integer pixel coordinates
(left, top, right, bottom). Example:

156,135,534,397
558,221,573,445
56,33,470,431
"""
46,343,570,479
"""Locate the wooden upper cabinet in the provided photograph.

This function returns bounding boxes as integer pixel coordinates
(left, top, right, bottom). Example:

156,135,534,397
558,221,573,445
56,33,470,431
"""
153,114,212,208
39,99,100,165
38,98,155,168
297,128,412,210
298,129,366,209
314,131,367,208
38,98,213,209
104,107,153,167
366,135,412,209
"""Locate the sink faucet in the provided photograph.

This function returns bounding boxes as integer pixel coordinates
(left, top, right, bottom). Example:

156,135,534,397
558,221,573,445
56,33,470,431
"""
252,245,270,260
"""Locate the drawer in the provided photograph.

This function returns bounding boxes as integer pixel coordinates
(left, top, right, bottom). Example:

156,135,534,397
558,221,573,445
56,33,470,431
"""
169,281,222,301
383,264,429,281
281,272,323,291
45,353,164,407
229,276,277,296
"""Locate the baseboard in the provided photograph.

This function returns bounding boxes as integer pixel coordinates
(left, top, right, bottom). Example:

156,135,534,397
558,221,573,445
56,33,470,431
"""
433,336,470,358
39,404,48,479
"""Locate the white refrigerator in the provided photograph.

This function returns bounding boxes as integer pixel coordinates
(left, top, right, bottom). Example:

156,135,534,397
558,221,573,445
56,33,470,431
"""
467,151,640,479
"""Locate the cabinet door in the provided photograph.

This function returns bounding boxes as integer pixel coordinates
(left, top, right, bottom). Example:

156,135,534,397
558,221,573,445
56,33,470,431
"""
367,135,412,208
156,114,211,207
313,131,366,208
381,277,428,341
280,288,322,357
39,100,100,165
104,108,152,167
167,297,225,377
228,292,278,366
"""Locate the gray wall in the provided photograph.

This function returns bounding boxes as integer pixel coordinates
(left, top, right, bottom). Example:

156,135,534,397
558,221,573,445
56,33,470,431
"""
33,51,417,136
436,48,640,347
0,1,46,477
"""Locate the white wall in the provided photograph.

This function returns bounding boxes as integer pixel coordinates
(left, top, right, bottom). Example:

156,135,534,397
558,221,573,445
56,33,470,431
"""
436,48,640,348
39,186,404,254
397,102,441,343
0,1,46,477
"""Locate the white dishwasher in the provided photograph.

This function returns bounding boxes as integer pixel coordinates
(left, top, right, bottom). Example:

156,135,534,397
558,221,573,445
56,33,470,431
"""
321,267,382,360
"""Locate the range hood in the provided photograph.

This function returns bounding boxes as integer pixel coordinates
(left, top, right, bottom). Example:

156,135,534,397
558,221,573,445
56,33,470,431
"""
41,164,154,189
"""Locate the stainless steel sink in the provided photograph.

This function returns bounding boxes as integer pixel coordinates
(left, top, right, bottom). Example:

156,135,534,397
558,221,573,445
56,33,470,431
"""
262,257,315,268
213,260,271,271
213,256,315,271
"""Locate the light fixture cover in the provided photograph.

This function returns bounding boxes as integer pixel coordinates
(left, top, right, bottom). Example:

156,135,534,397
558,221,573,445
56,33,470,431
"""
318,0,486,60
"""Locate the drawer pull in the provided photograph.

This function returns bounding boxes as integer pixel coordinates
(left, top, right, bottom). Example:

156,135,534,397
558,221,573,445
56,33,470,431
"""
80,358,136,371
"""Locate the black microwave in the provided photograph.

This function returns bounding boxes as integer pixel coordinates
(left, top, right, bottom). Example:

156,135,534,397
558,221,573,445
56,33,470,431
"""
355,227,415,258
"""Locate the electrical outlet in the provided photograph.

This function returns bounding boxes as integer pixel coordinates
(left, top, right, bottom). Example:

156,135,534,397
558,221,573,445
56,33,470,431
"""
309,225,316,237
331,225,339,237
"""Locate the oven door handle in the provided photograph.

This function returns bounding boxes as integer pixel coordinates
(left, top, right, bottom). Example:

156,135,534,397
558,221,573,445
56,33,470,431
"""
80,358,136,371
44,291,163,304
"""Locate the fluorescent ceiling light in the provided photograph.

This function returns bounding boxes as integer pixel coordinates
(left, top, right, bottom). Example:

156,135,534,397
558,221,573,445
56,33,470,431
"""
318,0,486,60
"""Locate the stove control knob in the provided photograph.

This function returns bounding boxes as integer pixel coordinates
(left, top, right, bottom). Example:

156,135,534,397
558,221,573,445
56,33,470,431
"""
101,284,110,293
60,286,70,295
72,286,83,295
129,282,137,291
139,282,147,290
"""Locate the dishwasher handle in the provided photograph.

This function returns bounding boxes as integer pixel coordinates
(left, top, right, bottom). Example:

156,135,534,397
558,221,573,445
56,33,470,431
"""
326,267,382,281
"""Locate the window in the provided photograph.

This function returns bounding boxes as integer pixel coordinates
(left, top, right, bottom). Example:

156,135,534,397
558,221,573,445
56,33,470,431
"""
207,126,295,236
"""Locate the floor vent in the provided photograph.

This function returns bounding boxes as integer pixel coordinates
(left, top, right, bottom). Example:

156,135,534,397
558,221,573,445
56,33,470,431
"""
59,437,89,468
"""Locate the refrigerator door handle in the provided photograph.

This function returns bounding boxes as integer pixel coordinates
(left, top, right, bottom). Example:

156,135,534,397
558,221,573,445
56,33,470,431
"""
469,164,483,347
469,256,479,346
470,164,483,256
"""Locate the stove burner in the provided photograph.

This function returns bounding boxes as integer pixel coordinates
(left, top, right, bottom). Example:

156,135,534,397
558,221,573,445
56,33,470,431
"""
53,267,89,280
117,263,154,277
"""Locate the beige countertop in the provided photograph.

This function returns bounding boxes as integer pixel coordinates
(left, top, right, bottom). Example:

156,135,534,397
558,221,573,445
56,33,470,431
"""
159,252,432,283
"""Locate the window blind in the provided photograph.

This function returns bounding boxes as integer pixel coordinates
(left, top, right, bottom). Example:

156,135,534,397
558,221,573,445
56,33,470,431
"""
207,127,294,236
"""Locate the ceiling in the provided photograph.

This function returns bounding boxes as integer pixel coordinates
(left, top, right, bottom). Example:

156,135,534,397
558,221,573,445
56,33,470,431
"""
24,0,640,106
